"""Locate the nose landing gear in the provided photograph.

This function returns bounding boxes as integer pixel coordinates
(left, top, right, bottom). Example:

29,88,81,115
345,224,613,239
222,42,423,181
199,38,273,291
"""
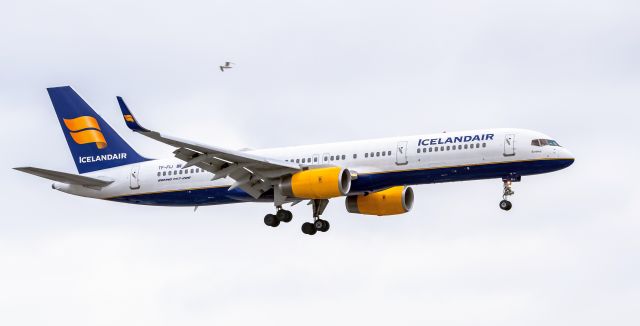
500,178,516,211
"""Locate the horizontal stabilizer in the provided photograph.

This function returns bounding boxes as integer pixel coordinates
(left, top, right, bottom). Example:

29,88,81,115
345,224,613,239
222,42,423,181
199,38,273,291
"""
14,167,114,187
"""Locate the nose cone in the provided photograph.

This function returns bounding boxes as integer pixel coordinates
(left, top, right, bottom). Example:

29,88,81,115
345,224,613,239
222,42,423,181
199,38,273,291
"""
559,148,575,166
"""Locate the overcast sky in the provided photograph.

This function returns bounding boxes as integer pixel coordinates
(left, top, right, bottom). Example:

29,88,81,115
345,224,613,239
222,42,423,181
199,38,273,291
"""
1,0,639,325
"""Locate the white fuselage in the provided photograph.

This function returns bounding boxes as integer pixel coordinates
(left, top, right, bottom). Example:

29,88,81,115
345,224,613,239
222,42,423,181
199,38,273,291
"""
54,128,574,206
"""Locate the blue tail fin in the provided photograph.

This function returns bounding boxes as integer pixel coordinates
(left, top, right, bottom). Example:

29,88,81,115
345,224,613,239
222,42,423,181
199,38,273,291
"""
47,86,149,174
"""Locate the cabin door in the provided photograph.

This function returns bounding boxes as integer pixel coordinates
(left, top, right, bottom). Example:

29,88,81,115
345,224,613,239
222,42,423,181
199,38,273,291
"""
503,134,515,156
129,165,141,190
396,141,408,165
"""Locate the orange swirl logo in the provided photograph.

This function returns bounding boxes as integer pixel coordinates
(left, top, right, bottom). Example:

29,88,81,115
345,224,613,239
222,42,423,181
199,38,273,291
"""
63,116,107,149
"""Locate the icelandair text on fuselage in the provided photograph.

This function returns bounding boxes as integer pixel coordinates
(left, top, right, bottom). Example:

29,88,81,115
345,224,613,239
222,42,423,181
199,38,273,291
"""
418,133,494,147
79,153,127,163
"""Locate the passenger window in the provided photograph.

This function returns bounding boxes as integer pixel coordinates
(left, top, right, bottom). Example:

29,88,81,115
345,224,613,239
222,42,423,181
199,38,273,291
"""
458,145,462,150
376,152,380,157
353,154,357,159
370,152,374,157
464,144,468,149
482,143,486,148
365,153,369,158
296,159,300,163
435,147,439,152
417,148,420,154
451,146,456,151
302,158,306,163
429,147,432,152
324,157,328,162
440,146,444,151
331,156,334,160
314,157,318,162
157,172,161,177
179,170,183,175
388,151,392,156
342,155,346,160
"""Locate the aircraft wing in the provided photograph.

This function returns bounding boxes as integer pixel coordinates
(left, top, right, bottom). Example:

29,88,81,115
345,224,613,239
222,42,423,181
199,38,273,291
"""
117,97,300,198
14,167,114,188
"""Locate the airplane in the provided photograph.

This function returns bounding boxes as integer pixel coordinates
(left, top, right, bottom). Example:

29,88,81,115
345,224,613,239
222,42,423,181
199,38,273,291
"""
15,86,575,235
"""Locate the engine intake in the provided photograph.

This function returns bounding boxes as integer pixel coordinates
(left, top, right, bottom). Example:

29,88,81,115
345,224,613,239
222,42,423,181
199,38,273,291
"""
279,167,351,199
345,186,414,216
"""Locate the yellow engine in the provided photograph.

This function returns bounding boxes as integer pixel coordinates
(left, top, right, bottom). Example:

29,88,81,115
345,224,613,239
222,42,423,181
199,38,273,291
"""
279,167,351,199
345,186,414,216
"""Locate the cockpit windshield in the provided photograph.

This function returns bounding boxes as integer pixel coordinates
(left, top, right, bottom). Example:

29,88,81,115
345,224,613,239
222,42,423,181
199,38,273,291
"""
531,139,561,147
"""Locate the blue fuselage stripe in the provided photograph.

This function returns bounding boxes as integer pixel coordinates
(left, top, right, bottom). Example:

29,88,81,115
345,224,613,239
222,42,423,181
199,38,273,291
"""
108,158,574,207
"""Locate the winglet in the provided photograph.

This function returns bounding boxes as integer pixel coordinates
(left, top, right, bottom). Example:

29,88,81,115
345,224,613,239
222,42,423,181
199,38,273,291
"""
117,96,150,132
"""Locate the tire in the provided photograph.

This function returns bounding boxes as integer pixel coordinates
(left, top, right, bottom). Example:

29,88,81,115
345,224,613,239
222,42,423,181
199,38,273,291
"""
313,219,330,232
276,210,293,223
320,220,330,232
499,200,512,211
301,222,317,235
264,214,279,227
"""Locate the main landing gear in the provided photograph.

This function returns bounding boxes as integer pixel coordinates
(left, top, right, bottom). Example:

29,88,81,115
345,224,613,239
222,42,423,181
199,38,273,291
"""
264,207,293,227
499,178,516,211
263,199,331,235
301,199,330,235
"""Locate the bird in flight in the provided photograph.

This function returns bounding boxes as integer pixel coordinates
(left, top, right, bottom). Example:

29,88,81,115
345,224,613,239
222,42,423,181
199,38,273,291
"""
220,62,234,72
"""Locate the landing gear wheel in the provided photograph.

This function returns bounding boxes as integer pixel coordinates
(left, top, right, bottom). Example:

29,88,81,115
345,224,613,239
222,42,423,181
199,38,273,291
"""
314,219,330,232
264,214,280,227
499,200,512,211
301,222,317,235
276,209,293,223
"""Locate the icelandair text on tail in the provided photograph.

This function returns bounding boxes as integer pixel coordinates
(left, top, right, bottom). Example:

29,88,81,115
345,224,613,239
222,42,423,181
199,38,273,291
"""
79,153,127,163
